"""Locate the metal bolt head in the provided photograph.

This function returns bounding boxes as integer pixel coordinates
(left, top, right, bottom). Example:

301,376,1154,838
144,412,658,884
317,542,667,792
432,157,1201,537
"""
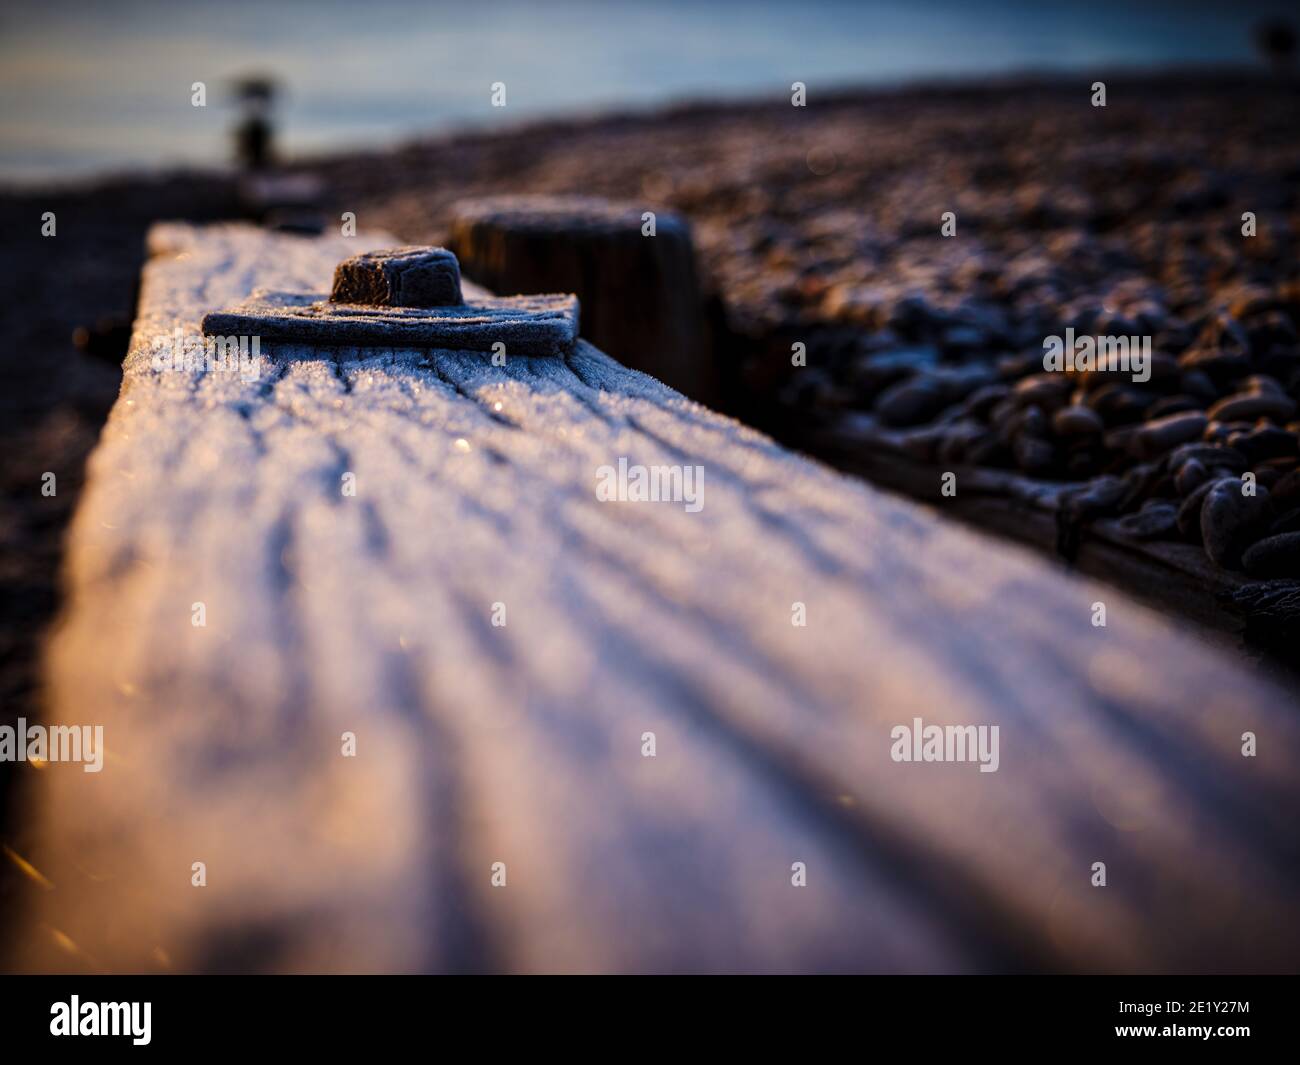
331,247,463,308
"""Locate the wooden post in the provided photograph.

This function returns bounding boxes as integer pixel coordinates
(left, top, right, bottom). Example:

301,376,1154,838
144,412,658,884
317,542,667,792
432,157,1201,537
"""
448,195,716,403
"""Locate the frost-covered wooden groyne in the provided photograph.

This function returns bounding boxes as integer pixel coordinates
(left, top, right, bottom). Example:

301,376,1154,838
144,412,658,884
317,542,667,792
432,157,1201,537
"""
13,223,1300,973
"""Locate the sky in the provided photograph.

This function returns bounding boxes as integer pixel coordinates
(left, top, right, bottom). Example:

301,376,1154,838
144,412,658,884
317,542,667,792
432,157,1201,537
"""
0,0,1293,183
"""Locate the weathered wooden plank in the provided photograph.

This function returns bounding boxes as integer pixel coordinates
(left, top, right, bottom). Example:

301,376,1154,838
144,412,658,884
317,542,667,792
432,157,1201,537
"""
13,223,1300,974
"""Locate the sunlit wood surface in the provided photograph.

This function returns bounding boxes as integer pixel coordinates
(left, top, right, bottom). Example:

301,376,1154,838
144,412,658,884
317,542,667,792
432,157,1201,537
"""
14,224,1299,973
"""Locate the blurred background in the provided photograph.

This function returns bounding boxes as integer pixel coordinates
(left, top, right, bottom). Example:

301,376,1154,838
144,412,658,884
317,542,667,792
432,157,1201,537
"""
1,0,1297,183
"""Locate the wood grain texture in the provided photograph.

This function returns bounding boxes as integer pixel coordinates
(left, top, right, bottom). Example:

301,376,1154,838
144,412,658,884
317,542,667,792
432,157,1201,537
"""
13,224,1300,974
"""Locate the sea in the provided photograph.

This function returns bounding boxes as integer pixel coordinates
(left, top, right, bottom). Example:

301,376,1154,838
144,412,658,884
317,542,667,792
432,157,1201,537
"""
0,0,1291,185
